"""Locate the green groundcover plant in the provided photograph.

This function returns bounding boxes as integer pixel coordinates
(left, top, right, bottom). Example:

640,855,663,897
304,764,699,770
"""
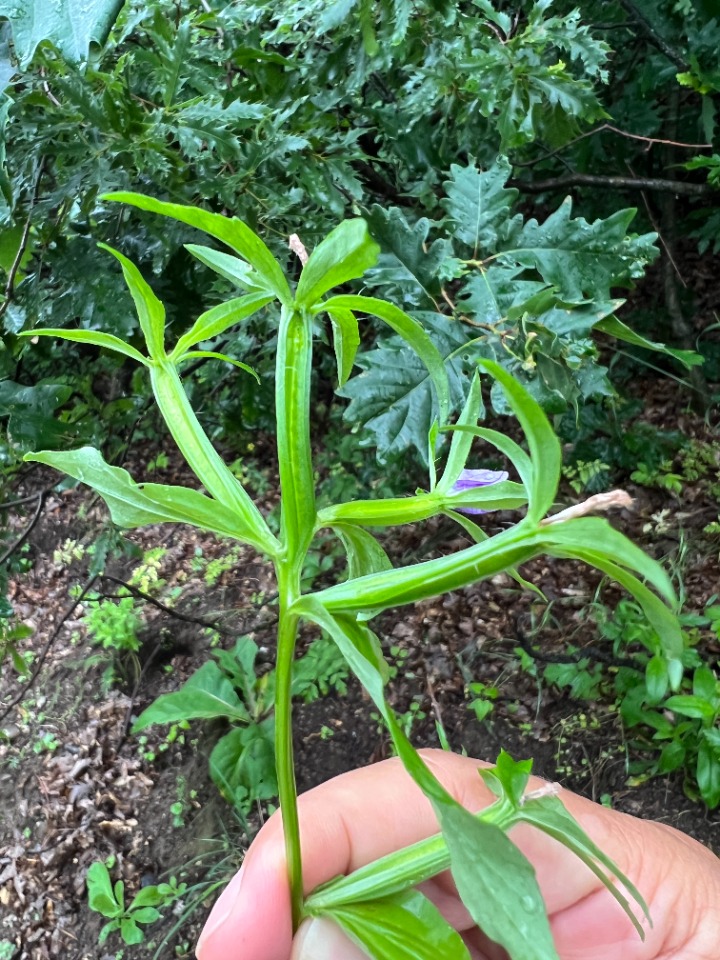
21,197,684,960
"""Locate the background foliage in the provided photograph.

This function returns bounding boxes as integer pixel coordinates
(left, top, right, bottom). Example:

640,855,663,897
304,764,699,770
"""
0,0,717,468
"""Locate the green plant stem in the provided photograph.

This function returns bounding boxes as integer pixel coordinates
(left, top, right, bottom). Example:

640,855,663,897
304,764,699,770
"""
275,585,304,933
303,797,516,913
274,302,317,932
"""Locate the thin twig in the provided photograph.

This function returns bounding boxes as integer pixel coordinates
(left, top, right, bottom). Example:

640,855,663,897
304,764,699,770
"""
0,575,98,724
513,122,711,168
0,487,55,510
0,158,46,319
100,574,227,634
0,492,46,566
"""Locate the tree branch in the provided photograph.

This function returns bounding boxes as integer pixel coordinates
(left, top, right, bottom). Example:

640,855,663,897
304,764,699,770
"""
511,172,713,196
618,0,689,71
0,575,98,725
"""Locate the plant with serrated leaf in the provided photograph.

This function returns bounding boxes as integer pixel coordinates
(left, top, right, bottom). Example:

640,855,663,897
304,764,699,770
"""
345,156,700,461
22,195,685,960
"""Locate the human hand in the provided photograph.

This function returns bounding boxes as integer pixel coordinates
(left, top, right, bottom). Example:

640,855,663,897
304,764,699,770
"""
195,750,720,960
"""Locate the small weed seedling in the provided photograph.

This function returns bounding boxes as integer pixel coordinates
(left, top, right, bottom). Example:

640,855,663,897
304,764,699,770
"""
87,860,187,947
25,195,686,960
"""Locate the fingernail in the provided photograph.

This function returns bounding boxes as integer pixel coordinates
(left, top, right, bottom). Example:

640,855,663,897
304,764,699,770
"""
292,917,367,960
196,865,244,958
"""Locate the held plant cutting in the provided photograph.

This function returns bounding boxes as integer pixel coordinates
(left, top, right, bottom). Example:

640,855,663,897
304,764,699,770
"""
21,196,684,960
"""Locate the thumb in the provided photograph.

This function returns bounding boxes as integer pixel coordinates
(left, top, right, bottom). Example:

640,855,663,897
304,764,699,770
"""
291,917,367,960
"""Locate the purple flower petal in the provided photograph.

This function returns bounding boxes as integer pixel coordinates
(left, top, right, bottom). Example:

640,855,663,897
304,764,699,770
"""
449,468,509,515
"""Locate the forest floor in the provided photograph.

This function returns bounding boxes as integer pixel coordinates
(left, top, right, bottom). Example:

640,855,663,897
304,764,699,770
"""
0,371,719,960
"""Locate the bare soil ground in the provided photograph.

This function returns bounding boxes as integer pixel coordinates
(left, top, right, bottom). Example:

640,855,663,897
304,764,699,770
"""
0,375,718,960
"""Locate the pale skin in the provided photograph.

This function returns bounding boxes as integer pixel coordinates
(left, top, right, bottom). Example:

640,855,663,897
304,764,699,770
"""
195,751,720,960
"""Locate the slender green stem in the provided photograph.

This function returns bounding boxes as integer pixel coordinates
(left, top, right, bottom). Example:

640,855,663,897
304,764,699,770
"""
274,302,317,932
275,577,304,932
304,797,517,913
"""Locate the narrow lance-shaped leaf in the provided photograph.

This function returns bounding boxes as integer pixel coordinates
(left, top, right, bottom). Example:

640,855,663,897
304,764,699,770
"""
178,351,260,383
18,328,148,366
479,360,560,522
540,517,676,605
517,795,650,939
149,363,278,556
443,424,533,503
185,244,272,296
172,292,274,358
595,315,703,368
24,447,267,543
318,295,450,425
543,544,681,663
102,192,291,306
327,307,361,387
436,372,484,491
437,802,560,960
295,219,380,309
98,243,166,360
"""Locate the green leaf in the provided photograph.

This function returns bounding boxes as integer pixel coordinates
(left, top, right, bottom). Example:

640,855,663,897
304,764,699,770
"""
120,918,145,946
327,306,361,386
24,447,266,545
437,372,484,490
295,219,380,308
129,887,165,909
697,741,720,809
693,666,718,704
148,363,277,555
172,293,274,358
366,206,450,305
324,888,470,960
443,425,533,499
438,803,559,960
132,661,250,732
321,296,450,425
332,523,393,580
209,719,278,809
540,517,676,605
645,655,669,705
480,361,560,522
663,695,716,721
131,907,162,926
18,328,148,366
517,795,650,937
87,862,121,918
185,245,272,296
98,244,166,360
499,202,658,303
314,523,545,615
102,192,291,306
595,316,703,369
178,351,260,382
0,0,124,66
442,158,518,255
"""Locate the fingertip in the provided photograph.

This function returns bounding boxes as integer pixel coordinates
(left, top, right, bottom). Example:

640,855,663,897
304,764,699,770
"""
195,845,292,960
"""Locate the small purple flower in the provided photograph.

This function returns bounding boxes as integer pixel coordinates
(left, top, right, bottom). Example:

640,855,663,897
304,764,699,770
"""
449,468,509,514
